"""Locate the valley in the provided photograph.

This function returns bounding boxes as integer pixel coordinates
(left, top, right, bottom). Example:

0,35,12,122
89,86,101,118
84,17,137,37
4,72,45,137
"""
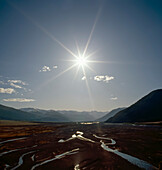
0,122,161,169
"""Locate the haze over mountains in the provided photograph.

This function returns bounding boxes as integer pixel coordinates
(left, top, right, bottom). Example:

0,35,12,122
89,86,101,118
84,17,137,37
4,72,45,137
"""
0,104,37,121
106,89,162,123
59,110,107,122
0,105,69,122
0,105,107,122
21,108,107,122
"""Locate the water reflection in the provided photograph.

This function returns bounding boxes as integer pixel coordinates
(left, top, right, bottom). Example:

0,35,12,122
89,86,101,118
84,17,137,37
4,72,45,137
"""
74,164,80,170
58,131,157,170
11,151,35,170
58,131,95,143
93,134,116,145
100,141,157,170
0,145,37,157
80,122,99,125
93,135,157,170
0,137,27,145
31,148,79,170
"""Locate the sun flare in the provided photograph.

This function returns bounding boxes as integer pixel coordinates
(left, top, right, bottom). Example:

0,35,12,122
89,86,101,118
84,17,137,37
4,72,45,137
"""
75,56,87,66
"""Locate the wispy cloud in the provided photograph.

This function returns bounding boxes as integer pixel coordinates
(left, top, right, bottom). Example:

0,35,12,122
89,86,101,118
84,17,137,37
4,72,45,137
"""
3,98,35,102
0,78,31,94
8,80,27,89
39,66,51,72
10,83,22,89
39,65,58,72
94,75,114,83
0,81,5,85
8,80,27,85
110,97,118,100
82,76,86,80
0,88,15,94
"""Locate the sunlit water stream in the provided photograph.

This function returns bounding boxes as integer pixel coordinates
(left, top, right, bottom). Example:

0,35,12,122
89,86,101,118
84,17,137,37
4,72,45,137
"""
0,145,37,169
11,151,35,170
0,137,27,145
0,145,37,157
31,148,79,170
0,131,158,170
58,131,158,170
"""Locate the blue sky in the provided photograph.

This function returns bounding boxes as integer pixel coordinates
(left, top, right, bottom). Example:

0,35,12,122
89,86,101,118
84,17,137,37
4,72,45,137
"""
0,0,162,111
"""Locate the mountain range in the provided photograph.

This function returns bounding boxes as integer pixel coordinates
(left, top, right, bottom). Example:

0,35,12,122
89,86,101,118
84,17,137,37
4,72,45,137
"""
0,104,37,121
0,105,107,122
59,110,107,122
0,89,161,123
21,108,107,122
0,104,69,122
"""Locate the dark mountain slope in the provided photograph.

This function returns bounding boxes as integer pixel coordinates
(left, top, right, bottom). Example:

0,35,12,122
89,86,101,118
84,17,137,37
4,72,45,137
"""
96,108,125,122
106,89,162,123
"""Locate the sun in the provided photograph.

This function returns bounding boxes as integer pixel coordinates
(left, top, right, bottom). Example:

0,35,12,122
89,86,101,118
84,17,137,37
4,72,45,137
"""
75,56,88,66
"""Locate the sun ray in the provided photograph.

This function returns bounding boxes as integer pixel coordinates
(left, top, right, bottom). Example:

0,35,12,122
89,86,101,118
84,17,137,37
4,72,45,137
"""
87,60,112,64
37,64,78,91
73,65,81,80
9,0,102,111
75,40,81,58
83,7,101,57
85,50,98,59
51,37,78,59
53,64,78,80
85,64,96,73
81,66,94,110
7,0,78,59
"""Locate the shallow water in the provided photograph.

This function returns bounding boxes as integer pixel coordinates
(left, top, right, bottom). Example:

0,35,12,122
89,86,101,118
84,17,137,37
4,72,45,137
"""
0,148,22,157
92,135,158,170
0,145,37,157
74,164,80,170
58,131,157,170
100,142,157,170
4,164,10,170
58,131,95,143
31,148,79,170
1,130,157,170
80,122,99,125
11,150,35,170
0,137,27,145
93,134,116,145
31,154,35,161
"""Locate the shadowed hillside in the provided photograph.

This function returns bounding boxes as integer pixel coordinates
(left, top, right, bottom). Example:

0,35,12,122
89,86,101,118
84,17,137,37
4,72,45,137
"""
106,89,162,123
96,108,125,122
